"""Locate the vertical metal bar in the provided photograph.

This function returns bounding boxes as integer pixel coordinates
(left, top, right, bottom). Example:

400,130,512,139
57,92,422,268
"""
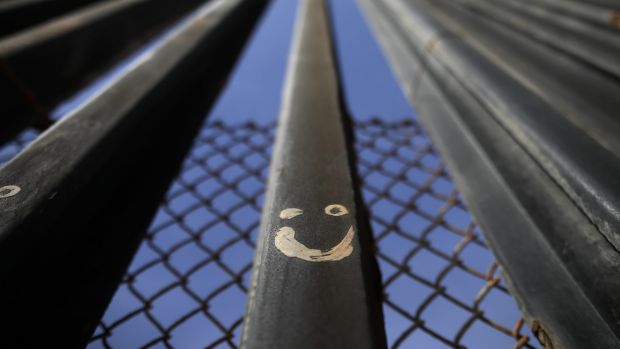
357,0,620,348
0,0,270,346
452,0,620,77
0,0,100,37
0,0,208,146
242,0,385,348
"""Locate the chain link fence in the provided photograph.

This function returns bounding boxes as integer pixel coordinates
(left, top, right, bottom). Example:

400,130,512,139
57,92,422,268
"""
355,120,538,349
0,118,538,349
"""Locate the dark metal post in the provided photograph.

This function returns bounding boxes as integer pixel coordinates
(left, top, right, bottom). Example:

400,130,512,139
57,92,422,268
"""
0,0,208,145
0,0,269,346
241,0,385,348
0,0,100,37
357,0,620,348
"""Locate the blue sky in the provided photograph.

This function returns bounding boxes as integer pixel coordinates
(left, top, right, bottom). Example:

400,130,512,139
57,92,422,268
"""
209,0,413,123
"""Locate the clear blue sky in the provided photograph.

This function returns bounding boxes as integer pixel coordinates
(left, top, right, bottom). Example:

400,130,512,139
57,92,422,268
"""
209,0,414,123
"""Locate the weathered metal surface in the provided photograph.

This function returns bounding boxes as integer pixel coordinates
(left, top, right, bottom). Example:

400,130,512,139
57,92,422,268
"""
358,0,620,348
517,0,620,30
454,0,620,77
0,0,100,37
0,0,207,145
408,0,620,252
241,0,385,348
0,0,269,346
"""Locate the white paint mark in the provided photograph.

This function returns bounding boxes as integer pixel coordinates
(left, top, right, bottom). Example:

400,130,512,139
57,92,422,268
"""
0,185,21,198
274,204,354,262
275,226,354,262
279,207,303,219
325,204,348,216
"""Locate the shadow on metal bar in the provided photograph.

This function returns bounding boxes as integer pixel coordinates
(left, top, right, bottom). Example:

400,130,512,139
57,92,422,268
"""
358,0,620,348
0,0,209,146
0,0,270,346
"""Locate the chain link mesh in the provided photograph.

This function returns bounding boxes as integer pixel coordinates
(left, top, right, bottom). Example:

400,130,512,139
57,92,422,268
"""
0,118,537,349
0,128,40,166
355,119,538,349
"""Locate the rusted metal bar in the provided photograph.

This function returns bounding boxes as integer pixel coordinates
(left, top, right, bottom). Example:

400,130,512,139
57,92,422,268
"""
358,0,620,348
0,0,269,346
0,0,207,146
241,0,386,348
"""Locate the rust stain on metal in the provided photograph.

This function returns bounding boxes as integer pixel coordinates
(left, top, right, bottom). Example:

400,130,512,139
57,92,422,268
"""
513,335,529,349
611,11,620,29
0,59,49,118
532,321,555,349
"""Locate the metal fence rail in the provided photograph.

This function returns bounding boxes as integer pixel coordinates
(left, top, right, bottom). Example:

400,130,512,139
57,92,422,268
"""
358,0,620,348
0,0,101,37
85,119,539,349
0,0,269,346
0,0,208,145
242,1,385,347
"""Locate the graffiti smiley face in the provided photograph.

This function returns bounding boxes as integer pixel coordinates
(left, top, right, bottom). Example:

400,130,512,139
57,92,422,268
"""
274,204,355,262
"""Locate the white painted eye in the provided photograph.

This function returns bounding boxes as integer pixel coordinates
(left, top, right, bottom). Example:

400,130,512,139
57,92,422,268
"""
325,204,348,216
280,208,303,219
0,185,21,198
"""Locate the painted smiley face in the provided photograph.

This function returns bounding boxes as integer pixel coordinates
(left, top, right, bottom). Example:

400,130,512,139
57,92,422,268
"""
274,204,355,262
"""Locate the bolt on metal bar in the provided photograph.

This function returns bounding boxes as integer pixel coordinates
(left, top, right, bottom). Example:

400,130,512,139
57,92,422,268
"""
241,0,386,348
0,0,208,146
357,0,620,348
0,0,269,346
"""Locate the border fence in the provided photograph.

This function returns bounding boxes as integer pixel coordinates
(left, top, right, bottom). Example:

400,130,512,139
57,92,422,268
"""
0,0,619,348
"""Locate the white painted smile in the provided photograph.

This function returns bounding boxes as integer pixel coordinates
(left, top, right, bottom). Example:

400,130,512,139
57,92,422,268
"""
274,204,355,262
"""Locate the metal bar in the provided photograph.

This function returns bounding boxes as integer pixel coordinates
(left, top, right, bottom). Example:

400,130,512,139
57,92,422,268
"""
574,0,620,13
357,0,620,348
0,0,208,146
393,0,620,253
514,0,620,30
454,0,620,77
241,0,386,348
0,0,269,346
0,0,102,37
